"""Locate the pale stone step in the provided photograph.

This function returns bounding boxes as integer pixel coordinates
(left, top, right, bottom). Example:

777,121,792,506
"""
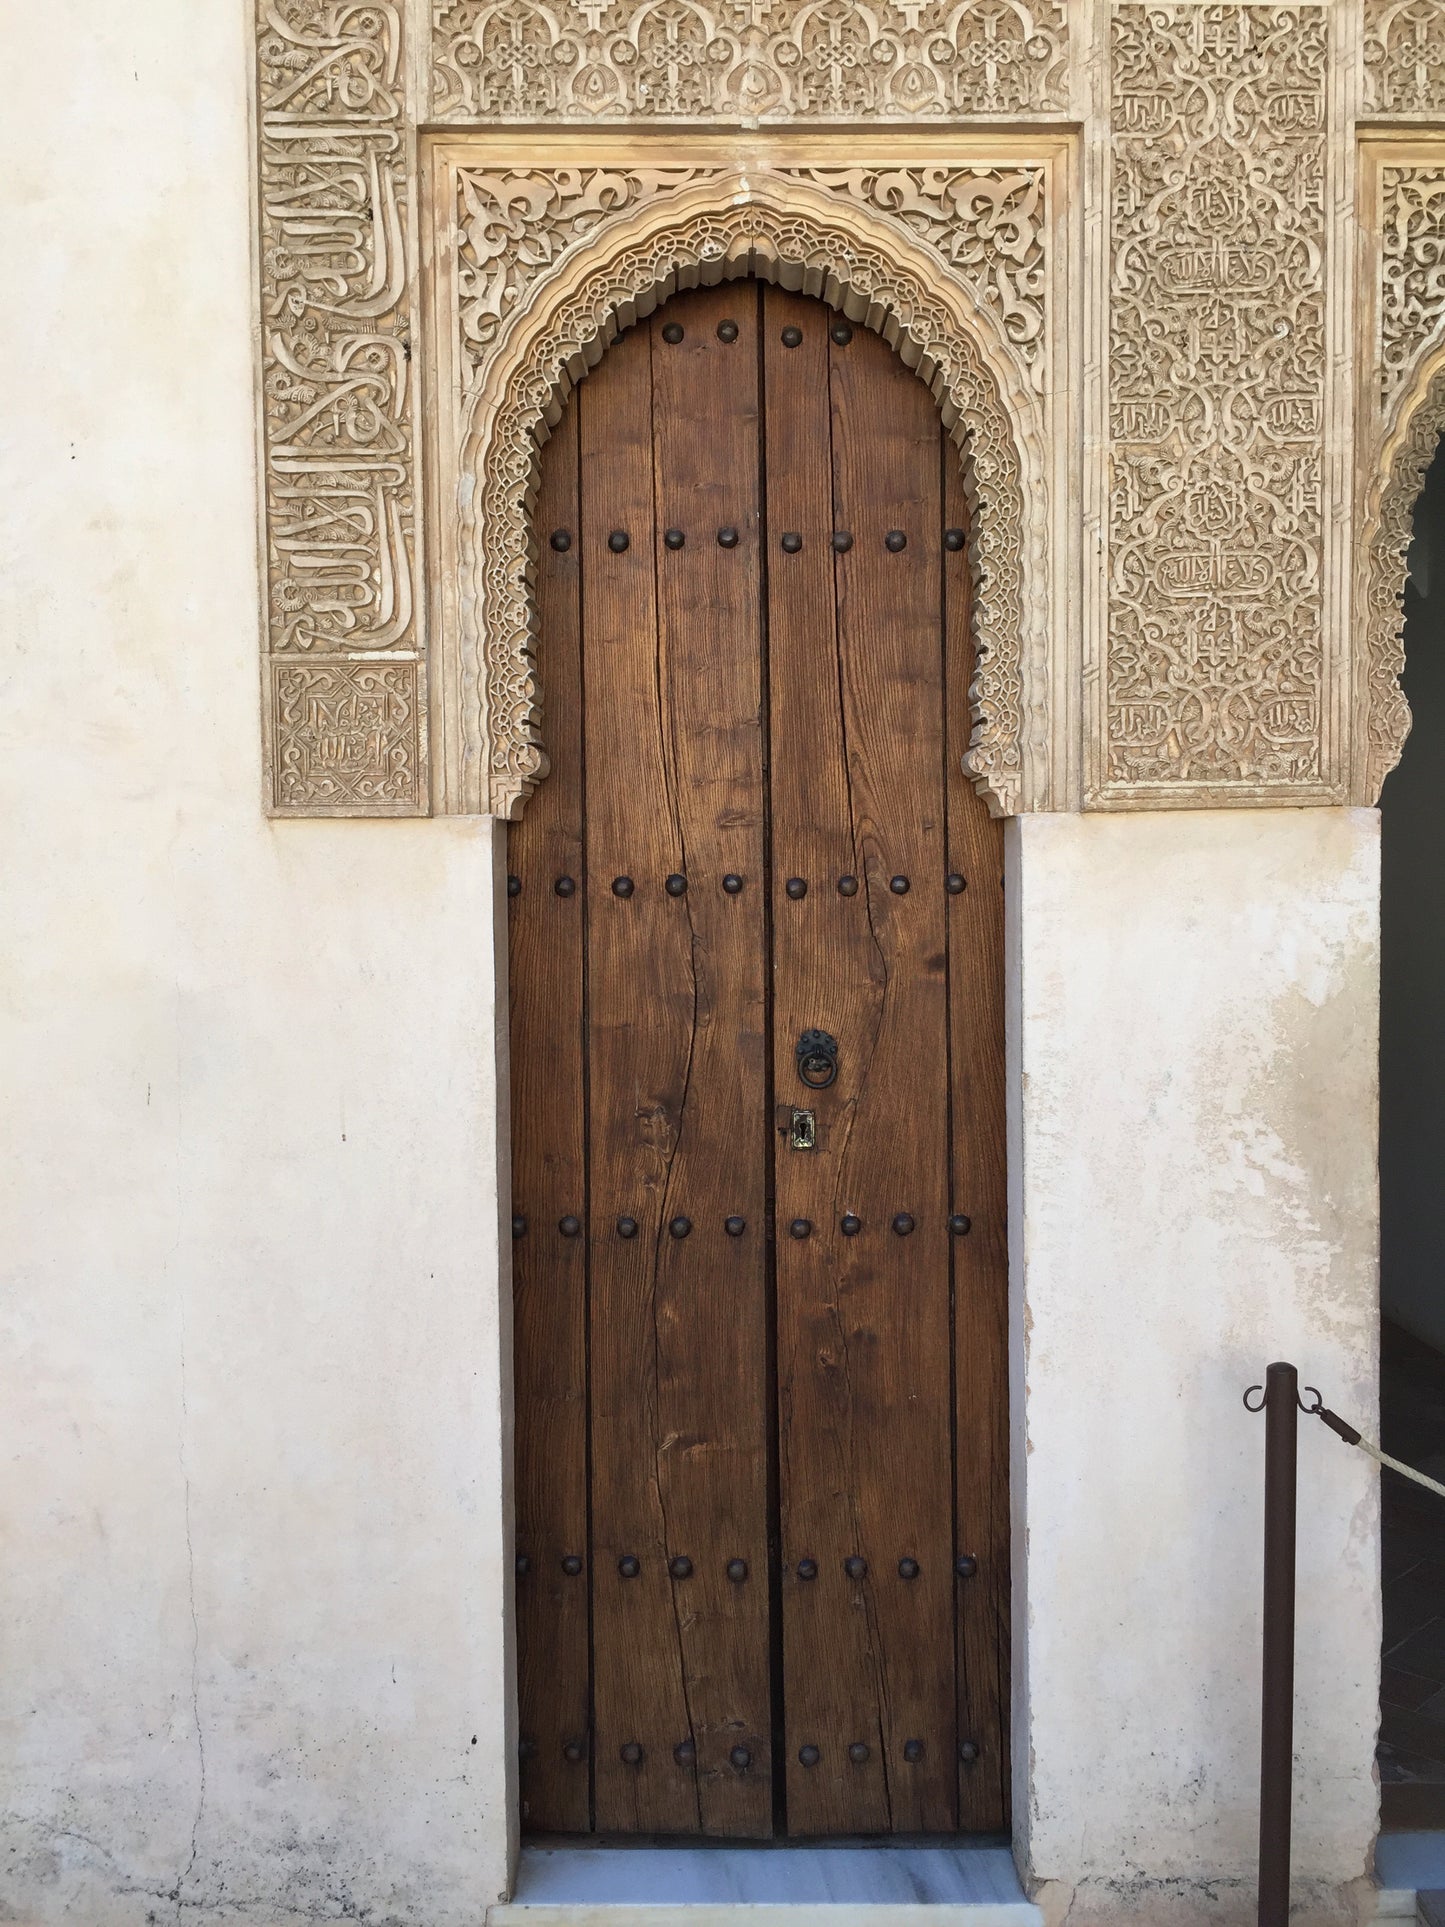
488,1844,1042,1924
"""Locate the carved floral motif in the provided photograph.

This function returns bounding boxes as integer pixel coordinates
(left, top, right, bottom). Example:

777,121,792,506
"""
1364,163,1445,802
1362,366,1445,804
272,662,423,808
455,163,1047,382
256,0,423,811
458,168,701,358
431,0,1069,122
1365,0,1445,115
1107,4,1327,793
799,168,1047,372
448,171,1046,817
1381,167,1445,414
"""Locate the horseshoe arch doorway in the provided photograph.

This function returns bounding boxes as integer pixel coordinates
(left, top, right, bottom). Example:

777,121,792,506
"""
506,281,1009,1840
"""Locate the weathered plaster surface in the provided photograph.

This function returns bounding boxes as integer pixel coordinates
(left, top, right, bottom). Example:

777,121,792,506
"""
1010,811,1381,1927
0,4,1401,1923
0,5,511,1921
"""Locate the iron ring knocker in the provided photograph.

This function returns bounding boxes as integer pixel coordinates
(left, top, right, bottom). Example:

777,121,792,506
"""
796,1029,839,1091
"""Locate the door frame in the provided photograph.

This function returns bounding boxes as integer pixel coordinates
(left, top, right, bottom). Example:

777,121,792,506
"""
422,129,1077,823
423,136,1064,1895
481,810,1026,1892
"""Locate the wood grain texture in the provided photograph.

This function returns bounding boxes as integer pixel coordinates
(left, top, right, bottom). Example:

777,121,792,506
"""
944,451,1011,1834
767,288,955,1835
642,283,773,1836
584,293,772,1836
509,408,591,1833
509,285,1008,1842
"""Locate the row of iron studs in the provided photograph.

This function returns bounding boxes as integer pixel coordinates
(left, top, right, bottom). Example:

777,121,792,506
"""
508,873,971,897
517,1550,979,1582
519,1736,982,1769
512,1212,972,1238
550,526,966,554
518,1547,980,1602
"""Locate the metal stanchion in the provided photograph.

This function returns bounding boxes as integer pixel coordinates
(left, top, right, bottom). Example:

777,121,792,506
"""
1252,1361,1299,1927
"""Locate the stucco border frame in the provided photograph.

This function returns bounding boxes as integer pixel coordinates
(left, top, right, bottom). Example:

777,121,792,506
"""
1357,134,1445,803
424,133,1074,822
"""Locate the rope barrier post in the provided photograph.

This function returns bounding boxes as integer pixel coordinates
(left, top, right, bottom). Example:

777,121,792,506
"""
1258,1360,1299,1927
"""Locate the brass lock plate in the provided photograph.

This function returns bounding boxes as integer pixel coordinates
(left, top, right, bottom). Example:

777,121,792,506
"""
789,1108,817,1151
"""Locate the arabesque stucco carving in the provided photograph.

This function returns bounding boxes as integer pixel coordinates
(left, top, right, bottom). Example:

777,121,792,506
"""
1360,147,1445,803
250,0,1445,817
437,160,1052,819
1104,3,1329,799
431,0,1071,123
1366,0,1445,113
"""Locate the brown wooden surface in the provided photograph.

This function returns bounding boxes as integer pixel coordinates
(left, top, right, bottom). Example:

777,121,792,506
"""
944,449,1012,1834
765,288,956,1834
508,283,1009,1841
509,406,591,1833
583,290,773,1836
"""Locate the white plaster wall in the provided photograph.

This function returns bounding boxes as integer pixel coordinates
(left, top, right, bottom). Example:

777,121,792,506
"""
1009,811,1381,1927
0,8,1390,1925
0,7,514,1923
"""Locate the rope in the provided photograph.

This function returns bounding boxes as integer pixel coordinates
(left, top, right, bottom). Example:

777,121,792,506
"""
1355,1437,1445,1501
1303,1391,1445,1501
1244,1378,1445,1498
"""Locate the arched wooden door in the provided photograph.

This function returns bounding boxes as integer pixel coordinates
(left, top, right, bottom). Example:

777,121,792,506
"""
508,283,1007,1841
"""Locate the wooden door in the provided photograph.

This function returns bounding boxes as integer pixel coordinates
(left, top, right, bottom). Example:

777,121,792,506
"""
508,283,1008,1841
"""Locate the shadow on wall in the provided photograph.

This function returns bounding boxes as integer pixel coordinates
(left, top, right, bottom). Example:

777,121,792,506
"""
1382,434,1445,1357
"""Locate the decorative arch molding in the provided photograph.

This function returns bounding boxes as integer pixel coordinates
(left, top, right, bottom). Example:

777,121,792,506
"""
1360,344,1445,802
1357,140,1445,805
431,154,1063,820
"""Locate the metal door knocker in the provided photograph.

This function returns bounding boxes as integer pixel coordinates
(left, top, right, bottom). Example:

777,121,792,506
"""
796,1029,839,1090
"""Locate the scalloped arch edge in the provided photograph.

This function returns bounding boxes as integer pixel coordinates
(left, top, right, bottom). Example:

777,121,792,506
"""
439,170,1052,822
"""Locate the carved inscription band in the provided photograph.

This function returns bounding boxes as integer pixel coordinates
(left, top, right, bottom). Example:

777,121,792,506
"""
256,0,425,813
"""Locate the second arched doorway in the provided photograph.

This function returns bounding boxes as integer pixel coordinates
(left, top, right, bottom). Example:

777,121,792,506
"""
507,282,1008,1841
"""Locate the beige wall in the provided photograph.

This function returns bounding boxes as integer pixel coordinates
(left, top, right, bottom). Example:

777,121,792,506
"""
0,7,1385,1927
1012,812,1381,1925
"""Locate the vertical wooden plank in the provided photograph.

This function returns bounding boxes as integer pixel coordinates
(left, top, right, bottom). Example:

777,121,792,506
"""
646,282,773,1836
767,288,957,1836
581,320,692,1836
583,291,772,1837
509,409,591,1832
944,446,1011,1833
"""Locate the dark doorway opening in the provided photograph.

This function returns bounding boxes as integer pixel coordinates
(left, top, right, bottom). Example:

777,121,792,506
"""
1379,434,1445,1829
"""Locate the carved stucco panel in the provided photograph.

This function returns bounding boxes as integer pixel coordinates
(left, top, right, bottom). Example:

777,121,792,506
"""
1104,3,1329,800
437,163,1053,820
1381,167,1445,414
455,163,1049,385
1365,0,1445,114
254,0,426,814
271,661,424,809
431,0,1071,123
1361,155,1445,803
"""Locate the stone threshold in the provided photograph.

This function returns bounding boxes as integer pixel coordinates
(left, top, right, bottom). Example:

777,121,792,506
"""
488,1844,1042,1924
